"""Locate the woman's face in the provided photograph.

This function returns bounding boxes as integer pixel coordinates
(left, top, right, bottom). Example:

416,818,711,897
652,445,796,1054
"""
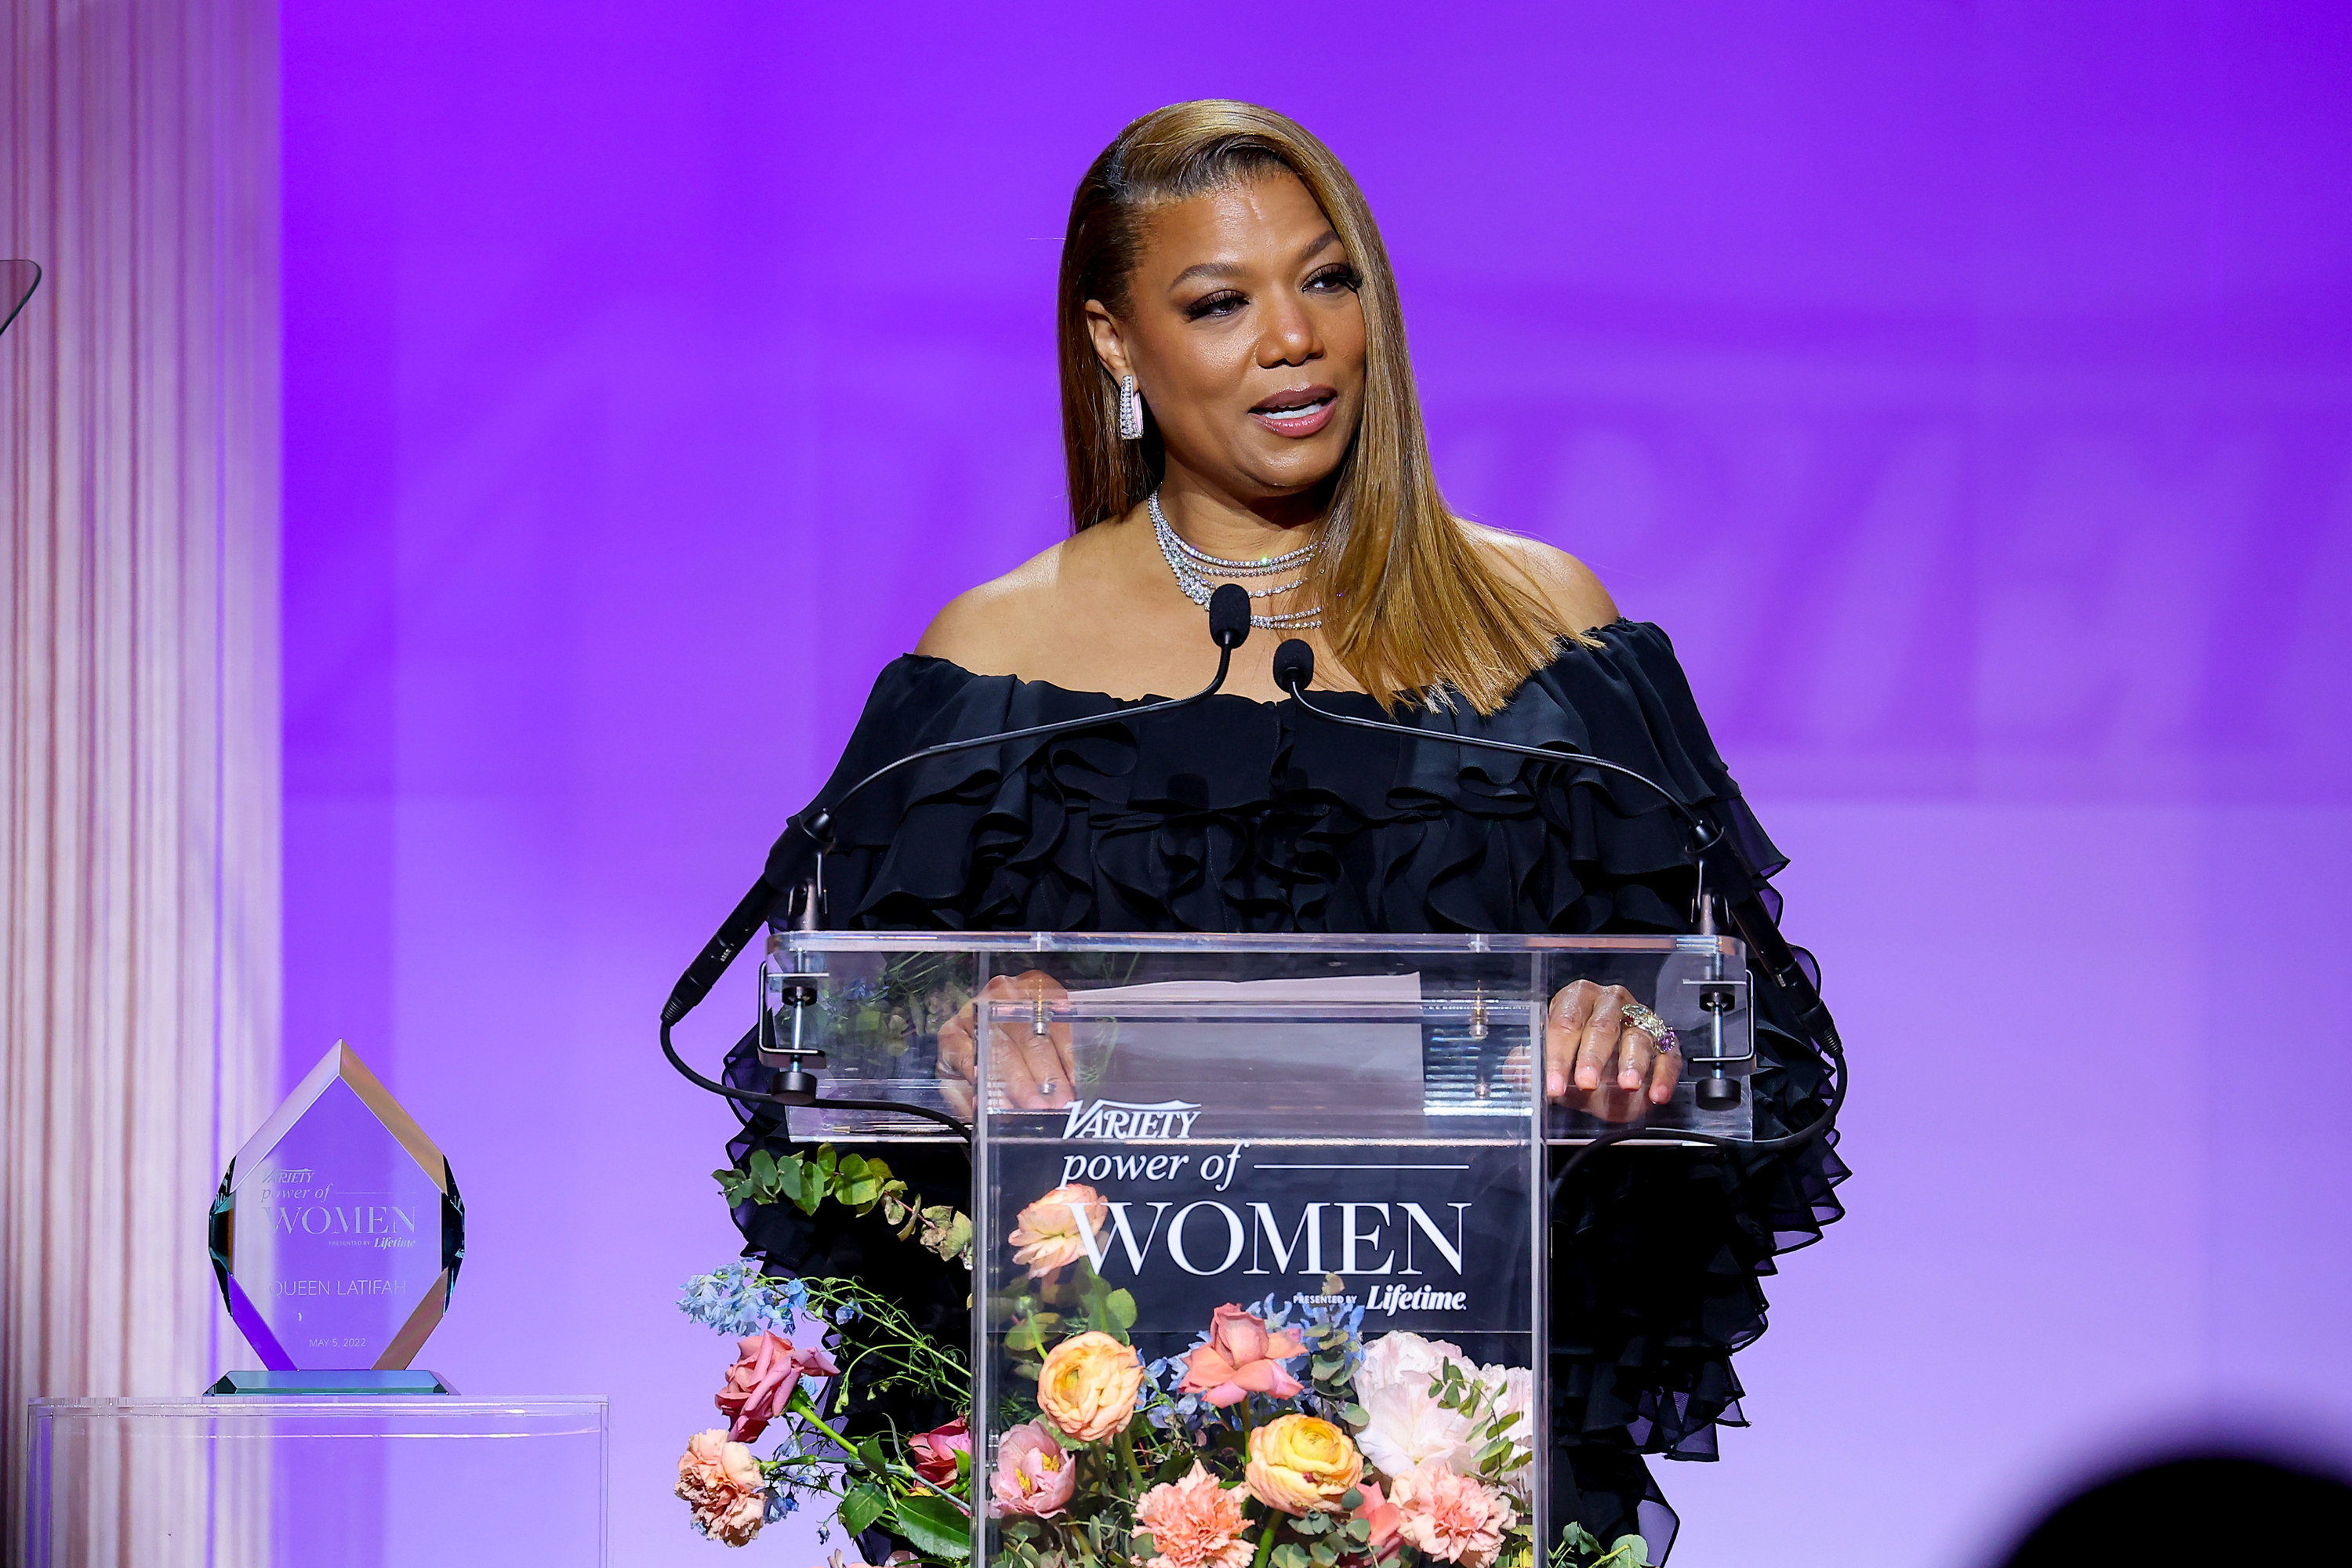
1087,170,1367,508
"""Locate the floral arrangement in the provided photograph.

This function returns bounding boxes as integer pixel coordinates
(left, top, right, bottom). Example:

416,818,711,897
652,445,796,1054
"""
983,1184,1587,1568
678,1153,1650,1568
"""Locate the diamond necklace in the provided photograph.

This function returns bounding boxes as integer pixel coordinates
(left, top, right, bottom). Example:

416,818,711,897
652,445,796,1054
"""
1149,491,1324,630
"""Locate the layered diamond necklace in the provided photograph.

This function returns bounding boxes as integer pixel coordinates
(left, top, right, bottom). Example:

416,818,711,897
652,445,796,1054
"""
1149,490,1323,630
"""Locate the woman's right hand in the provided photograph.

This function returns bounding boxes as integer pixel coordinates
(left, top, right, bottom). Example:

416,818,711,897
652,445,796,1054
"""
934,971,1076,1120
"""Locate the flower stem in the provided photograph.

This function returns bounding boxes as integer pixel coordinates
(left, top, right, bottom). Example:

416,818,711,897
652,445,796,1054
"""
1117,1428,1148,1496
1252,1520,1281,1568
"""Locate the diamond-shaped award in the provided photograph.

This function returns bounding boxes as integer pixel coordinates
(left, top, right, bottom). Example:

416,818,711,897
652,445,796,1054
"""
206,1042,464,1394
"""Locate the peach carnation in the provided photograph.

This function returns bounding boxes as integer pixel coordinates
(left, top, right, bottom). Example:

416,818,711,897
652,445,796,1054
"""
1134,1461,1255,1568
676,1428,768,1546
1389,1464,1519,1568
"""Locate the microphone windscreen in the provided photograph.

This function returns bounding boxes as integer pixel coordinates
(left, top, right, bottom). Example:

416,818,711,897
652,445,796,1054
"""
1272,638,1316,693
1208,583,1251,649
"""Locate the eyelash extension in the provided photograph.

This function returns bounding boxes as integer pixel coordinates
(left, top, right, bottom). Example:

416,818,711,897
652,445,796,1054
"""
1184,291,1245,321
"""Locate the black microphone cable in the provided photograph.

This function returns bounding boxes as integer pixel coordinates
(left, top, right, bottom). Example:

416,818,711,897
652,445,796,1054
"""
658,584,1259,1138
1267,638,1846,1185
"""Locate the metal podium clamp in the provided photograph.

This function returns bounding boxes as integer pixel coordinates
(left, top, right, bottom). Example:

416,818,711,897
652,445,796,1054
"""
757,971,829,1102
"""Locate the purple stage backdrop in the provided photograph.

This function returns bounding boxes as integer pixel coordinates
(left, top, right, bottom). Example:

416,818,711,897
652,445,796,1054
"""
279,4,2352,1564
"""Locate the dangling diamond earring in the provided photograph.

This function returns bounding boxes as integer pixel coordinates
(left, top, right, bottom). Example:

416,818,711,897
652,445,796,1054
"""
1118,375,1144,441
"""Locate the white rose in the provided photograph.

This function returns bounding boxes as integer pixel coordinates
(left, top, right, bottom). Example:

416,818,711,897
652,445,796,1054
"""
1356,1378,1479,1481
1356,1332,1468,1400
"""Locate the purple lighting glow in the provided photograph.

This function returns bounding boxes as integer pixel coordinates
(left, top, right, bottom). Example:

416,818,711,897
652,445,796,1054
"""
280,4,2352,1563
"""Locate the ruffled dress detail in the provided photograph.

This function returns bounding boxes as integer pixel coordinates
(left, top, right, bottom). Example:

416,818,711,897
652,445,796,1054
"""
725,620,1846,1559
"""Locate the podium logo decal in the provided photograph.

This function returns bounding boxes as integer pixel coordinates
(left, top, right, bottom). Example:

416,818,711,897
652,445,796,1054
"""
1062,1098,1203,1141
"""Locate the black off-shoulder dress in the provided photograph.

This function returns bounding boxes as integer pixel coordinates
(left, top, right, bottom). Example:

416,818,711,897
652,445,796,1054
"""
724,619,1846,1559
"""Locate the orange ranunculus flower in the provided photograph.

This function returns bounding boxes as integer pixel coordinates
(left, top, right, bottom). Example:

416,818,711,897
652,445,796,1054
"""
1007,1183,1109,1279
1243,1414,1363,1515
1036,1330,1145,1443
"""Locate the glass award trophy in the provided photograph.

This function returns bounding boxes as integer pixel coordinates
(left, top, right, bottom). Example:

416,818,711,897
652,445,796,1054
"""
205,1041,466,1395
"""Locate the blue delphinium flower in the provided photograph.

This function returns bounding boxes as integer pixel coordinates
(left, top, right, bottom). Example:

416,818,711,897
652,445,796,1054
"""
1144,1334,1214,1433
678,1261,811,1338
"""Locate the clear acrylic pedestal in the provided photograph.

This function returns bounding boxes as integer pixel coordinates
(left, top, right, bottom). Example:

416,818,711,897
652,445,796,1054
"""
26,1396,608,1568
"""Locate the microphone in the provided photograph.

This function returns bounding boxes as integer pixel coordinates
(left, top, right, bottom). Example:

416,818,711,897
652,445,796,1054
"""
1271,639,1842,1116
799,581,1251,862
659,583,1257,1127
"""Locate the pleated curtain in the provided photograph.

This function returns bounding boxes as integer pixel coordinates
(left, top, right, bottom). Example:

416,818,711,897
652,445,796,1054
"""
2,2,281,1563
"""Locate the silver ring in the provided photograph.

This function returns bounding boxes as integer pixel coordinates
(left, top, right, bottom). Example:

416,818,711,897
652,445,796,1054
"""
1038,1080,1057,1096
1619,1004,1679,1054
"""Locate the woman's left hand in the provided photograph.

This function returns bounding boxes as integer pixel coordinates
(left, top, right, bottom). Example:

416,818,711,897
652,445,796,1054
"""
1544,980,1681,1120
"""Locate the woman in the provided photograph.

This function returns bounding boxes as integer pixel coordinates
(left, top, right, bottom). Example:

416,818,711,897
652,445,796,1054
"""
726,100,1845,1557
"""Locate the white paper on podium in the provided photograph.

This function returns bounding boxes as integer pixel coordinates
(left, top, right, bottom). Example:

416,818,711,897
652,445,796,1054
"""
1054,971,1425,1114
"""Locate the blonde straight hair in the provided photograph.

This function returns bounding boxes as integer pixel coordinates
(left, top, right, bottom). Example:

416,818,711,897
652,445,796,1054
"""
1058,100,1586,713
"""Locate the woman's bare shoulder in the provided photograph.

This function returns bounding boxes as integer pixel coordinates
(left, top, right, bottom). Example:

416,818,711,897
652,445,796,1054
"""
1463,522,1621,633
913,544,1061,672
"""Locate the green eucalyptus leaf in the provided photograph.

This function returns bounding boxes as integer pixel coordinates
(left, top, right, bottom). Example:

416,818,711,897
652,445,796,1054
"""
1340,1403,1370,1428
1107,1290,1139,1330
1338,1489,1363,1512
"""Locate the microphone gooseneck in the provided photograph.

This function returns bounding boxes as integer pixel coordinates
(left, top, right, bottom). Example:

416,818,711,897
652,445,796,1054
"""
1270,638,1846,1174
659,583,1258,1132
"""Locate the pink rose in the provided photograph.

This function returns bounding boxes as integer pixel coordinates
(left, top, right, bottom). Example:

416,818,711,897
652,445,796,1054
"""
909,1414,971,1488
1178,1304,1307,1406
990,1419,1079,1518
676,1428,769,1546
1389,1464,1519,1568
1008,1184,1109,1279
716,1330,840,1443
1352,1480,1405,1560
1134,1461,1256,1568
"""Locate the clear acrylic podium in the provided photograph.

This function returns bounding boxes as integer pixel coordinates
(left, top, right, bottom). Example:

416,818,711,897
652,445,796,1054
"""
760,931,1755,1564
26,1396,608,1568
